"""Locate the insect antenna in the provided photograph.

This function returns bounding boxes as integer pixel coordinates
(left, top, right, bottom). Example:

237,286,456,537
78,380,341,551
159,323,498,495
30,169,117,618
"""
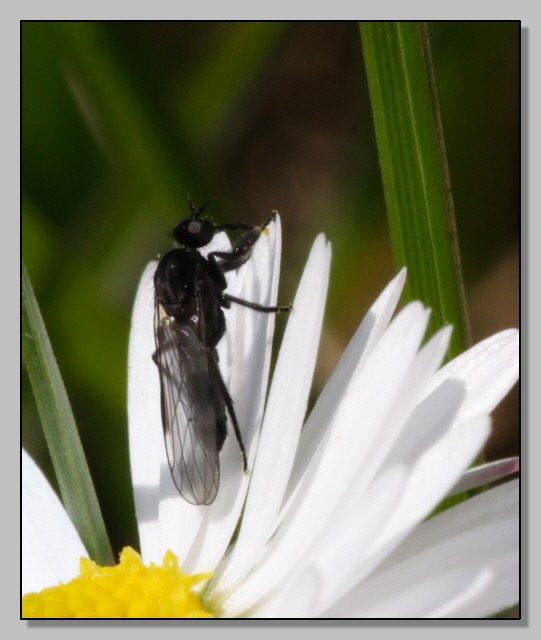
188,195,212,219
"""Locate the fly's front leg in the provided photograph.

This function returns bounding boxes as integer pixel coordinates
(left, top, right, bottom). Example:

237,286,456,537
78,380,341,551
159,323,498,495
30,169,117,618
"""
210,211,277,274
210,210,292,314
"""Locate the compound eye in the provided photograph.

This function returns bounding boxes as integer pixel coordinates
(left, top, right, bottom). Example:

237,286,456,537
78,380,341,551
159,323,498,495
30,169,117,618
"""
173,218,215,248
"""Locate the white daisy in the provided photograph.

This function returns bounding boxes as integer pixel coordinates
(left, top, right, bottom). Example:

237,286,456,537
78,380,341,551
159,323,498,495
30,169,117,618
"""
22,217,519,618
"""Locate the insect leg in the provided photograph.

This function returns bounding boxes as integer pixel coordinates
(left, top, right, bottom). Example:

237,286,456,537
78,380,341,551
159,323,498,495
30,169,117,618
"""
210,211,278,274
215,210,276,234
222,293,291,313
208,353,249,474
214,223,255,232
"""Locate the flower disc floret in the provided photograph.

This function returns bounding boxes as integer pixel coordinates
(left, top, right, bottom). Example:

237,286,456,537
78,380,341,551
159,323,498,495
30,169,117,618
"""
22,547,213,618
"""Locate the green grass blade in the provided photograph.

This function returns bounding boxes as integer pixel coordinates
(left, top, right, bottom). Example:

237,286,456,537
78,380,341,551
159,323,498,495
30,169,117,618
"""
360,22,470,358
22,262,114,565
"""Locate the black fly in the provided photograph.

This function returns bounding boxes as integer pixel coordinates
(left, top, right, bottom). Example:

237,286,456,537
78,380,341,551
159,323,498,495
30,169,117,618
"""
153,199,290,505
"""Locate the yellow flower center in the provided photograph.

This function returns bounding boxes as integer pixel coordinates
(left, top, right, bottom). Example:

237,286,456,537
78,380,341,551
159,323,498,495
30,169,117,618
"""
22,547,214,618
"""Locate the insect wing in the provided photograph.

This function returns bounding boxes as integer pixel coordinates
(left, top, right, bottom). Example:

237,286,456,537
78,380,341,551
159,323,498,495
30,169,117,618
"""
154,307,220,505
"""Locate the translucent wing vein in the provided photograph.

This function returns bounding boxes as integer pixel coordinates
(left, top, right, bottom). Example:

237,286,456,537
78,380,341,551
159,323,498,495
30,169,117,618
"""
154,304,220,505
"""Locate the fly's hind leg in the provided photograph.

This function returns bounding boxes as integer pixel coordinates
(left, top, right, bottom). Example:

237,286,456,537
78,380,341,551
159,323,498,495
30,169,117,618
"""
208,353,248,474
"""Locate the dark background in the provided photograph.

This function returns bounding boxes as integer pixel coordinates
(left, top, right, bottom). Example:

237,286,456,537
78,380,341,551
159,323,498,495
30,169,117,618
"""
22,21,519,556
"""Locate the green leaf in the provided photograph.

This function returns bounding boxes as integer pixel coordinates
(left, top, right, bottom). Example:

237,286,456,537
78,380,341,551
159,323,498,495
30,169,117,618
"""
360,22,470,358
22,262,114,565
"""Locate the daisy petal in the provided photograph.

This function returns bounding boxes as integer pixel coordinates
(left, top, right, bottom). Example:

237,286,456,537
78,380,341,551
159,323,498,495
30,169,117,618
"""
22,450,87,593
209,234,331,600
127,259,171,564
256,465,409,617
286,268,407,495
448,457,519,497
323,479,518,618
331,566,494,618
351,325,454,491
384,378,466,467
251,568,323,618
373,414,491,551
423,329,519,422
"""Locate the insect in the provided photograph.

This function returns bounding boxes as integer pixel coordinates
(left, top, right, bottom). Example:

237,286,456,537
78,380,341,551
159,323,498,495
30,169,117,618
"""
153,199,290,505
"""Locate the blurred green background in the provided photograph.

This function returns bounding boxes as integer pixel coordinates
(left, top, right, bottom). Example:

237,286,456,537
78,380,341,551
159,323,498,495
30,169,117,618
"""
22,21,519,556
